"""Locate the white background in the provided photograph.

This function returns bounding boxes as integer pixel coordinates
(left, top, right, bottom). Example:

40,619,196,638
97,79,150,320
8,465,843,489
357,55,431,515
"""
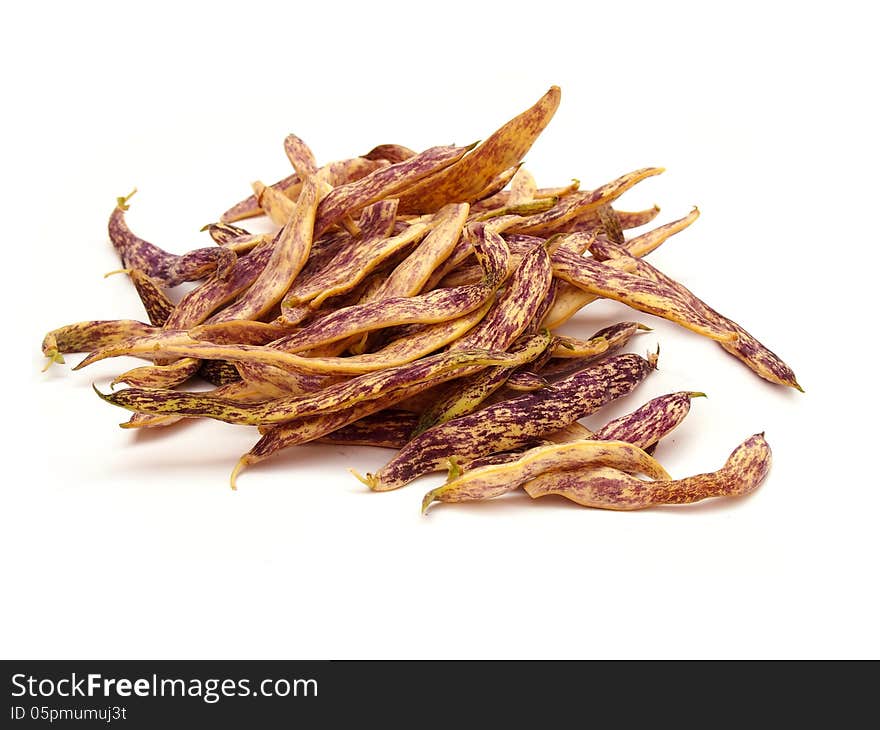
3,1,877,658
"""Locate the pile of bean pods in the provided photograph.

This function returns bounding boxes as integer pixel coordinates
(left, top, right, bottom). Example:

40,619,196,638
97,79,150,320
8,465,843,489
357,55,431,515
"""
41,86,796,513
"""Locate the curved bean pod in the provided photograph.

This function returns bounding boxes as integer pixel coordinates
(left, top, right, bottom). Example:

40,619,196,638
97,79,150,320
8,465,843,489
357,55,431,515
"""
396,86,561,213
589,239,800,389
421,440,671,513
551,248,736,342
109,194,237,287
523,433,771,510
593,391,706,449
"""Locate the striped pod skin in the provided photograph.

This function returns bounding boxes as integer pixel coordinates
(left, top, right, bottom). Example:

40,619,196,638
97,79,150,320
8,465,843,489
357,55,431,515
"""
363,352,657,492
203,222,251,245
368,203,470,301
540,209,701,330
280,200,402,310
362,144,417,164
560,205,662,235
593,391,706,449
210,177,322,323
506,168,538,206
42,320,160,362
94,342,550,426
396,86,562,214
127,270,174,326
410,331,554,436
313,144,475,237
253,181,296,226
236,379,440,488
197,360,242,386
523,433,771,510
283,133,318,177
536,322,649,381
471,179,580,213
589,239,801,390
112,357,202,389
467,165,523,208
120,381,267,430
316,410,419,449
506,167,665,236
109,194,238,287
221,172,301,223
271,223,509,355
168,238,275,329
551,247,736,342
421,439,671,513
271,268,500,355
451,242,552,351
459,423,595,472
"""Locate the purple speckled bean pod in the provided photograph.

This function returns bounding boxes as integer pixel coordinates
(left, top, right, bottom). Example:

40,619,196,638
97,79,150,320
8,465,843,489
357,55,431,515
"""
452,240,551,351
127,270,174,326
593,391,706,449
364,351,657,492
210,177,321,322
109,195,238,287
411,331,554,436
313,144,475,237
422,439,670,512
203,221,251,245
523,433,771,510
284,133,318,177
557,205,662,235
95,344,544,425
362,144,416,163
551,247,736,342
589,238,801,390
316,410,419,449
41,320,160,369
396,87,561,214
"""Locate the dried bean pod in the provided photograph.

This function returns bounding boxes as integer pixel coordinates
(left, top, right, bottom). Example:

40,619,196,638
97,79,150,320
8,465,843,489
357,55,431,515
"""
109,193,237,287
593,391,706,449
362,144,416,164
412,331,553,435
127,270,174,326
112,358,202,389
42,320,160,358
396,86,561,213
203,221,251,245
422,440,671,513
523,433,771,510
313,144,474,236
369,203,470,300
589,239,800,389
551,248,735,342
316,410,419,449
95,344,546,425
364,352,657,491
198,360,242,387
211,177,322,322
